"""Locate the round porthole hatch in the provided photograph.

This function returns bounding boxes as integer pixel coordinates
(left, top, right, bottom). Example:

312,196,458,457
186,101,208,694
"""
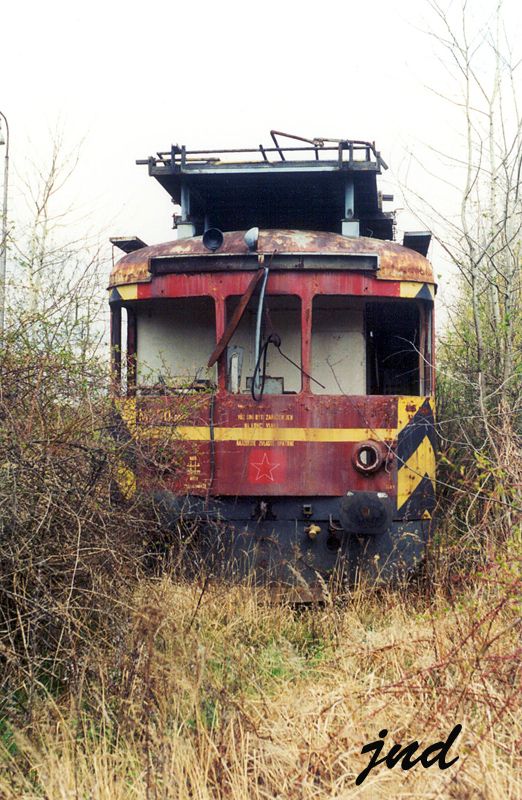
352,441,384,475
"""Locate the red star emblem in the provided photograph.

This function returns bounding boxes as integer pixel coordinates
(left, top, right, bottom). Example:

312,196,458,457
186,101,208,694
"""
247,448,286,484
251,453,280,482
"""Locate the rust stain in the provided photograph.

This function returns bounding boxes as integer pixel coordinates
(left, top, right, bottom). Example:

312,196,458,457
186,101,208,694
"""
109,229,435,288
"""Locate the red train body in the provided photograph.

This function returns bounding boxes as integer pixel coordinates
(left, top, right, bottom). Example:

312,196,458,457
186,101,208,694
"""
109,134,436,591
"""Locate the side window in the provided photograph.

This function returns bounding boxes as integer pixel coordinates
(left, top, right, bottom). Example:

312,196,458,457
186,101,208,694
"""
311,296,366,395
226,295,302,394
136,297,216,391
366,301,421,395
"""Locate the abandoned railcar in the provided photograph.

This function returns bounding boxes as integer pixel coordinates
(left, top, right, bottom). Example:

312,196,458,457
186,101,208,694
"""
109,132,436,589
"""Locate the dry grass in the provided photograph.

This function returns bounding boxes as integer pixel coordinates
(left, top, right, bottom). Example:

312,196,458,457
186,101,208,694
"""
0,316,520,799
0,559,520,800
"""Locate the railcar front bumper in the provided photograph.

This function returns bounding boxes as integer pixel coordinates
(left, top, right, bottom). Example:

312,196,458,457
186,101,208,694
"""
155,492,433,589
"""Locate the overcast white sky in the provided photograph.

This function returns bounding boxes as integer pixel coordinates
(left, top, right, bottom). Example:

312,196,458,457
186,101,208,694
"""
2,0,521,303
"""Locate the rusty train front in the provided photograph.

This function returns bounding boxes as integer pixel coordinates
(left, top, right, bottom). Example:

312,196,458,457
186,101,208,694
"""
109,135,436,589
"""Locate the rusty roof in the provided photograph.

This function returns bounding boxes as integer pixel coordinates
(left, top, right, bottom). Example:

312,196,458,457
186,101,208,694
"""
109,229,434,287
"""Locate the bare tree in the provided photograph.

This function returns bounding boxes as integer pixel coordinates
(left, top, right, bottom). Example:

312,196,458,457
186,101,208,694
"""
6,135,107,366
410,1,522,442
0,138,164,709
398,0,522,536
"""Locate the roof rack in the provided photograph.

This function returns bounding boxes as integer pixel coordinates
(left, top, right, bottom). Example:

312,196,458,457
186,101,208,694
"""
137,130,388,172
137,131,393,241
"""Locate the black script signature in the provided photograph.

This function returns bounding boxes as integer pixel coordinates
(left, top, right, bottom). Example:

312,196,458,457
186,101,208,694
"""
356,724,462,786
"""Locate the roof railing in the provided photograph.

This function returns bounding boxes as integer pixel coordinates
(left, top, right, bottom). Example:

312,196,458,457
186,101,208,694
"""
137,131,388,171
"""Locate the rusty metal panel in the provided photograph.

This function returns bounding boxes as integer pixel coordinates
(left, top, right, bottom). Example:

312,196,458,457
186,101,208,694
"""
134,392,398,499
109,230,435,288
135,271,402,302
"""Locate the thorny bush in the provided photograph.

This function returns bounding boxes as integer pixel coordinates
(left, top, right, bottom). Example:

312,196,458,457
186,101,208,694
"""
0,332,160,718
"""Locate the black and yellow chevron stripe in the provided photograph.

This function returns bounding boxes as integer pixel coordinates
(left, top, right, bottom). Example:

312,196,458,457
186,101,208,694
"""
396,397,436,520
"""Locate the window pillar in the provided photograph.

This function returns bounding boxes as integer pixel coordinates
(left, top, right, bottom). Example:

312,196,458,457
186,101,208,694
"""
126,307,137,395
110,304,122,393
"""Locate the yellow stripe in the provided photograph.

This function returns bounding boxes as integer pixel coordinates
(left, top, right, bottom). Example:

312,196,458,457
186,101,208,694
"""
140,425,396,442
117,396,433,447
116,463,137,499
117,396,432,443
117,284,138,301
115,400,396,442
399,281,434,299
115,397,137,432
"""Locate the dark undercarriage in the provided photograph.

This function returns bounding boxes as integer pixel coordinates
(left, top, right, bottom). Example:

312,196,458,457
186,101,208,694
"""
154,492,432,593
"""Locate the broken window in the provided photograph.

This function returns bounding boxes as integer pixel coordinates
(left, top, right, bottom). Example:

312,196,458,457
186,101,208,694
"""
311,296,366,395
366,301,423,395
136,297,216,391
225,295,302,394
311,296,430,396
